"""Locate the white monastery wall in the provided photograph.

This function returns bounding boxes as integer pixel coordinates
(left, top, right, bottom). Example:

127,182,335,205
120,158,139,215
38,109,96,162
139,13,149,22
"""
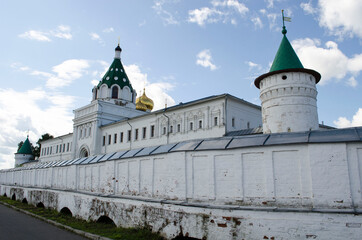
1,141,362,239
3,142,362,209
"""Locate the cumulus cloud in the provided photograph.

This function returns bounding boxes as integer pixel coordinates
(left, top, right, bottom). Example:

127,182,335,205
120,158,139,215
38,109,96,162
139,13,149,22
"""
19,25,72,42
318,0,362,39
196,49,218,71
22,59,90,89
0,88,74,169
292,38,362,85
334,108,362,128
188,0,248,26
300,1,317,15
124,64,175,110
152,0,180,25
246,61,262,70
251,17,263,29
89,32,105,46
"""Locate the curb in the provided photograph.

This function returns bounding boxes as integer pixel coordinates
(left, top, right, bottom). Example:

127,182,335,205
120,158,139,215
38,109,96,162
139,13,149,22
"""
0,201,112,240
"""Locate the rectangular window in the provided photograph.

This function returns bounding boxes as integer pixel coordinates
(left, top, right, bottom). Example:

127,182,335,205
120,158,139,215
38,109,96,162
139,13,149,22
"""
67,143,70,152
170,125,173,133
190,122,193,131
89,127,91,137
199,120,202,129
177,124,181,132
142,127,146,139
108,135,111,145
103,136,106,146
50,147,52,155
63,144,65,152
114,133,117,144
56,145,58,154
163,126,166,135
232,117,235,127
214,117,218,126
79,129,82,139
150,125,155,137
247,121,250,129
47,147,49,155
120,132,123,143
135,129,139,140
128,130,131,142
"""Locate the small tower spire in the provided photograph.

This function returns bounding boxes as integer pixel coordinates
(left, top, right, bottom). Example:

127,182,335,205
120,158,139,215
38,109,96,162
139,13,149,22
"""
115,40,122,59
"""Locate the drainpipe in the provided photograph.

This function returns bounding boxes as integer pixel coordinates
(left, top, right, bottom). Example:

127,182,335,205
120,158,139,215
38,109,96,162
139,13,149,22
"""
162,113,170,144
224,95,228,136
127,120,132,150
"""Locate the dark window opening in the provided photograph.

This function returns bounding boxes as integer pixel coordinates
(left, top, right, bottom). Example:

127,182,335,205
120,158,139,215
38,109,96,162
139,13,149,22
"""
120,132,123,143
150,125,155,137
102,136,106,146
142,127,146,139
114,133,117,144
128,130,131,141
112,86,118,99
108,135,111,145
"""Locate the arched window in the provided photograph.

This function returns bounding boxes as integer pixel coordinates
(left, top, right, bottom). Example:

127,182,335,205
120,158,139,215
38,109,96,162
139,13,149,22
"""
122,87,131,101
112,86,118,99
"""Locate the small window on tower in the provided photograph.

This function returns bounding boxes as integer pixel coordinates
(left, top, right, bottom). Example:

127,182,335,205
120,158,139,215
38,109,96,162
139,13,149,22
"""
282,75,287,80
112,86,118,99
214,117,218,126
232,118,235,127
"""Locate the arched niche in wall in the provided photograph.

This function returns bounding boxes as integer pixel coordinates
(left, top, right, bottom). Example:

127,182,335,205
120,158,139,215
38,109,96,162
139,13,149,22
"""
122,86,131,102
111,85,120,99
100,84,108,99
79,144,90,158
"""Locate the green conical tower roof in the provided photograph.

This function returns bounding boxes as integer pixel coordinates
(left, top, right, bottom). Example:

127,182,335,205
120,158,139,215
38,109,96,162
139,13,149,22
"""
18,137,33,155
269,27,304,72
254,26,321,88
97,45,134,91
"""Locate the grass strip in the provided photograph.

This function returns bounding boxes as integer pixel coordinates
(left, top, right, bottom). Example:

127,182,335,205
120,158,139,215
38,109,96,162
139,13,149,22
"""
0,195,164,240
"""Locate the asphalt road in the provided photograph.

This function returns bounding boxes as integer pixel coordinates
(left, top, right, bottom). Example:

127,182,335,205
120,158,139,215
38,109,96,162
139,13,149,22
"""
0,203,88,240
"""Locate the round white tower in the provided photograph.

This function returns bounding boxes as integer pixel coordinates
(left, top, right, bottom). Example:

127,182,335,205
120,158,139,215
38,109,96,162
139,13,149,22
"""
254,26,321,134
14,136,34,167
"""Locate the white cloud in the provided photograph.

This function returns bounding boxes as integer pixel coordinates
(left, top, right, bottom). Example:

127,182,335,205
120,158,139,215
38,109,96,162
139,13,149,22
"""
124,64,175,110
346,77,358,87
91,80,99,86
246,61,262,70
334,108,362,128
266,0,274,8
19,25,72,42
292,38,362,85
0,88,74,169
152,0,180,25
19,30,51,42
196,49,218,71
28,59,90,89
188,7,223,26
300,1,317,14
212,0,248,15
103,27,114,33
188,0,248,26
318,0,362,39
251,17,263,29
51,25,72,40
90,32,105,45
266,13,278,30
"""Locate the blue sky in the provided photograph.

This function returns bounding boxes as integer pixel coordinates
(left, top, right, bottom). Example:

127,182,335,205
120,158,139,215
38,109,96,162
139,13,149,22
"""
1,0,361,169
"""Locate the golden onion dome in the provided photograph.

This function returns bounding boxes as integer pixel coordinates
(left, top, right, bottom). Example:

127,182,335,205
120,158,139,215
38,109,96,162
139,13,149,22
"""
137,88,154,111
136,98,148,111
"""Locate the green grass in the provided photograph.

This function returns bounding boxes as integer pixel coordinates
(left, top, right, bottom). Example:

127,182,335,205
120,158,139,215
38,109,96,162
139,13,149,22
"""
0,195,165,240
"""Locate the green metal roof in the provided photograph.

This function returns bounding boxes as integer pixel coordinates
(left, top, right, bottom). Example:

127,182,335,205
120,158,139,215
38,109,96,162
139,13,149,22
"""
269,27,304,72
18,137,33,155
97,46,134,91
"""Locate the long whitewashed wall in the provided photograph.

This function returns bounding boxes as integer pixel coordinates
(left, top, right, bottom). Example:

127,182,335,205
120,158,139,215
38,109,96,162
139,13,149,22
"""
2,142,362,210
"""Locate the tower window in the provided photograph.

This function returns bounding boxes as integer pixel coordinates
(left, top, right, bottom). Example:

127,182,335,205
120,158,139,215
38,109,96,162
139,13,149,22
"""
112,86,118,99
282,75,287,80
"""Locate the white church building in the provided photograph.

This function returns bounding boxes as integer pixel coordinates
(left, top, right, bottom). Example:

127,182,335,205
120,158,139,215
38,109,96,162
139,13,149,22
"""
35,44,263,164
